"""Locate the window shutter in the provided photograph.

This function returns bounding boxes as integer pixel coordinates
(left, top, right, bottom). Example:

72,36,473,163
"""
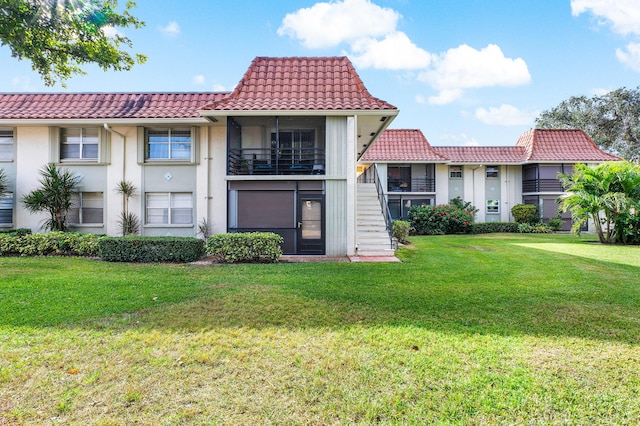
137,127,145,164
191,126,199,163
49,127,60,162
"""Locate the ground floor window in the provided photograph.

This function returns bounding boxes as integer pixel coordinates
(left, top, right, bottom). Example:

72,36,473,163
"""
0,193,13,225
68,192,103,224
486,199,500,214
389,197,433,221
146,192,193,225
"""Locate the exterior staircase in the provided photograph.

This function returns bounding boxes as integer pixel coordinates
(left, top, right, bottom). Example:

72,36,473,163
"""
356,183,395,256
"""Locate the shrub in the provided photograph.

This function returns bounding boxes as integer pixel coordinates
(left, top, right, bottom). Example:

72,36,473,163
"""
206,232,283,263
547,218,563,231
409,203,475,235
470,222,520,234
511,204,539,224
617,211,640,244
0,232,103,256
98,236,205,263
392,220,410,243
517,223,552,234
0,228,31,236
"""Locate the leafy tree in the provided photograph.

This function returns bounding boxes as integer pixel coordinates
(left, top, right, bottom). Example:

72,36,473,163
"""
558,161,640,244
0,0,146,86
536,88,640,161
22,163,80,231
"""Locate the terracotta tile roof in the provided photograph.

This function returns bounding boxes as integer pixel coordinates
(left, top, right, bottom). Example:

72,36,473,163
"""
516,129,621,162
362,129,447,162
0,92,229,120
201,56,397,111
432,146,526,163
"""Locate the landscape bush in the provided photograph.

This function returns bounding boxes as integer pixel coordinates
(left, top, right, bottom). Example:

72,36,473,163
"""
470,222,520,234
98,236,205,263
517,223,553,234
0,228,31,236
0,232,103,256
409,203,475,235
207,232,283,263
392,220,410,243
511,204,539,224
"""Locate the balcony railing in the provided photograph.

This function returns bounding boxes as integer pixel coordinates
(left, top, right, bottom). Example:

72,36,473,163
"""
387,177,436,193
522,179,564,193
228,148,325,176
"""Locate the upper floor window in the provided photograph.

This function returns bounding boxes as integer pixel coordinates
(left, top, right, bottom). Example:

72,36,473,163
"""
0,129,14,161
486,166,499,179
68,192,104,225
449,166,463,179
0,193,13,225
146,128,191,160
61,128,99,161
146,192,193,225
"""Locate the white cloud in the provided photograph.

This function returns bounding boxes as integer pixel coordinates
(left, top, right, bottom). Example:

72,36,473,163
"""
12,76,35,91
192,75,205,85
101,25,121,38
278,0,399,48
212,83,227,92
419,44,531,105
616,42,640,71
440,132,479,146
159,21,181,37
415,94,427,104
350,32,432,69
592,87,612,96
279,2,530,104
571,0,640,36
475,104,539,126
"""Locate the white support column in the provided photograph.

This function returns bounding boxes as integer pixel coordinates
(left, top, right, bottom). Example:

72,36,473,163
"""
346,116,357,256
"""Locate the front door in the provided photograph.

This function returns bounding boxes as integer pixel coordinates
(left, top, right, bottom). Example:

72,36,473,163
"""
297,194,324,254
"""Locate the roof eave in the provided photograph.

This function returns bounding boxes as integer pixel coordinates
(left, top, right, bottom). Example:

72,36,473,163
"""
199,109,399,118
0,117,213,125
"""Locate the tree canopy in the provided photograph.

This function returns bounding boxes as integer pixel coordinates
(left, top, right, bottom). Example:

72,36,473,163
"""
536,88,640,161
0,0,146,86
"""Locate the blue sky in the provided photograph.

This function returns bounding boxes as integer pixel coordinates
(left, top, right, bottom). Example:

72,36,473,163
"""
2,0,640,146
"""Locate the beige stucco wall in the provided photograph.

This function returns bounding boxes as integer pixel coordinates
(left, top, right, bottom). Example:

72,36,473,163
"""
15,127,50,231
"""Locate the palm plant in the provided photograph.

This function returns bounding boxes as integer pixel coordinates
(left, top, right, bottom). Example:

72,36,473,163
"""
22,163,80,231
0,169,8,198
115,180,139,235
559,161,640,243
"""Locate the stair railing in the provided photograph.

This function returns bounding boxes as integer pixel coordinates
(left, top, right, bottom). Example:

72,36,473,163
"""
359,164,394,248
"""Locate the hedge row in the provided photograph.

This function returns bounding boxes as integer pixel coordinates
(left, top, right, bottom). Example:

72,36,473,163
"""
0,232,103,257
470,222,520,234
207,232,283,263
97,236,205,263
0,228,31,236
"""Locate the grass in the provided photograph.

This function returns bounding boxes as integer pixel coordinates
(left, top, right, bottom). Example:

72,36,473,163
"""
1,233,640,424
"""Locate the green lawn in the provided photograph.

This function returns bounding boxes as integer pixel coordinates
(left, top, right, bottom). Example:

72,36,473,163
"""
1,233,640,424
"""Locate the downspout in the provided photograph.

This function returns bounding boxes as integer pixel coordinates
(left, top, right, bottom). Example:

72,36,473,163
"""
103,124,127,215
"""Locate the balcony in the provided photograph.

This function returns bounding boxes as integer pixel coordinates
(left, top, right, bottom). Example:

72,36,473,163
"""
228,148,326,176
387,177,436,193
522,179,564,193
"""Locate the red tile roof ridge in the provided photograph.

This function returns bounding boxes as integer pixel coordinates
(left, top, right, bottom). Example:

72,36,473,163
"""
201,56,397,111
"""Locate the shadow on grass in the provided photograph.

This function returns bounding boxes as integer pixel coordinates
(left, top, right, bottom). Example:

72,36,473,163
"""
1,234,640,345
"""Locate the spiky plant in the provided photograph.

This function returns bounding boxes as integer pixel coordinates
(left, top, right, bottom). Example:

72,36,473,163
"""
22,163,80,231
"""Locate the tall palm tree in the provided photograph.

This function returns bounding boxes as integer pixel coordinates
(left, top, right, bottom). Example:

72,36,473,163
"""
22,163,80,231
